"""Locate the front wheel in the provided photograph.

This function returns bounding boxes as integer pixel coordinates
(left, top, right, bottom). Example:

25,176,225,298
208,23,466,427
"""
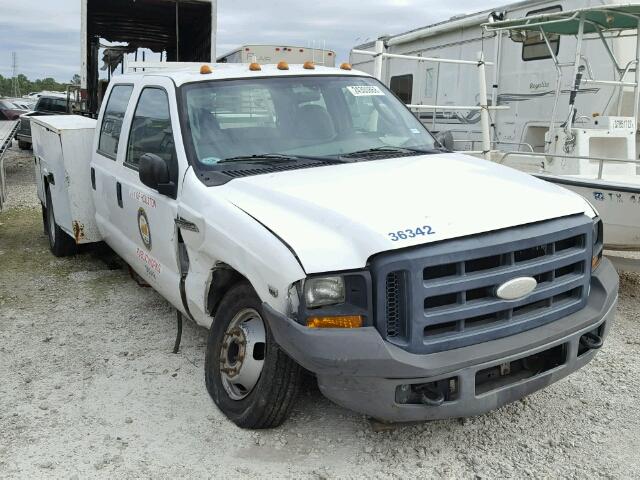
205,283,301,429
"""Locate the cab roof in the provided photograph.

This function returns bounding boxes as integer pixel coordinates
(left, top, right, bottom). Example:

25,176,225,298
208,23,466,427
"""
117,62,367,87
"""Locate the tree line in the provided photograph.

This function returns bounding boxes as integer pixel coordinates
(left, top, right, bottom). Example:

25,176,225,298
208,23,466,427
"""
0,74,80,97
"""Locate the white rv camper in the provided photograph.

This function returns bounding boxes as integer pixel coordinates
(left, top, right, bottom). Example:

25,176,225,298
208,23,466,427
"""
218,44,336,67
351,0,640,251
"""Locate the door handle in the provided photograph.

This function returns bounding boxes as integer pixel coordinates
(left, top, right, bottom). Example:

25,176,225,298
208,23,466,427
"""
90,167,96,190
116,181,123,208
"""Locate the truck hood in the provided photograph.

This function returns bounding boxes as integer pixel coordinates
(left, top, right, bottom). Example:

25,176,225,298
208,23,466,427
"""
222,153,594,273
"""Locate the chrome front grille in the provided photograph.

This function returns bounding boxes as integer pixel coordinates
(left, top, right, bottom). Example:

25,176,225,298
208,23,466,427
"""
374,215,593,354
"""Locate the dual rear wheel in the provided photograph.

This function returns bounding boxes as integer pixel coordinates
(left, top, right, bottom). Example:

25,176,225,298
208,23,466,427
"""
43,188,76,257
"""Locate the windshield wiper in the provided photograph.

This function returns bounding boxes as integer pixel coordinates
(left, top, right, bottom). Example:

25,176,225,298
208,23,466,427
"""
340,146,444,159
217,154,293,164
217,153,345,164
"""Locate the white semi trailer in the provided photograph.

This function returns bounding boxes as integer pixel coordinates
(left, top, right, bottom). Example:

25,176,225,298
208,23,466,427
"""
80,0,217,116
217,44,336,67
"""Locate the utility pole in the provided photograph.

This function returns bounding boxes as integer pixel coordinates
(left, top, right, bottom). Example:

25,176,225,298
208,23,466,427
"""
11,52,21,98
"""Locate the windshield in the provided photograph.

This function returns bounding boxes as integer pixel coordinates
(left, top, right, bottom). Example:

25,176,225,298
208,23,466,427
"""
180,75,437,167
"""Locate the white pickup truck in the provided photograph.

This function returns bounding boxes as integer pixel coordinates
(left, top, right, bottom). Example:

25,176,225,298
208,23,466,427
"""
31,62,618,429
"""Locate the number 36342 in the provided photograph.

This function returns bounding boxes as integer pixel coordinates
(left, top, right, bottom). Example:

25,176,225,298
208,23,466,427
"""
388,226,435,242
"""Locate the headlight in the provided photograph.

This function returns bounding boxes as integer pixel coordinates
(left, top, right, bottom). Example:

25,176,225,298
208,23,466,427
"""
304,276,345,308
592,218,604,271
592,219,603,246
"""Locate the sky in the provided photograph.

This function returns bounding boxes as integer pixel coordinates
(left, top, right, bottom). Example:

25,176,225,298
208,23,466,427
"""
0,0,494,82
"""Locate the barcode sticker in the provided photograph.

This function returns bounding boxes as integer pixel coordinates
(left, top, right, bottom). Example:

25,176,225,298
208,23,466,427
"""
346,85,385,97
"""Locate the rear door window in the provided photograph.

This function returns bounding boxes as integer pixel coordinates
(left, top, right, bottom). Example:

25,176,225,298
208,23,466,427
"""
98,85,134,159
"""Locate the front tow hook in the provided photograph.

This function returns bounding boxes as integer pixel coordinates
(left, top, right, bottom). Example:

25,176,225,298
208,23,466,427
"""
420,388,445,407
580,331,603,350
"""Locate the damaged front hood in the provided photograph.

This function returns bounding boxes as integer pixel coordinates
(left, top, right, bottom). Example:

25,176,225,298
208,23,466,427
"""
221,153,594,273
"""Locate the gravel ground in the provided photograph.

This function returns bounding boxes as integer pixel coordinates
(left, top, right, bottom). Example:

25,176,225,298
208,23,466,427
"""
1,144,639,479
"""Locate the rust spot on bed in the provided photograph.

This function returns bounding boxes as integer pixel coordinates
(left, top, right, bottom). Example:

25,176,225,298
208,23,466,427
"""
72,221,85,242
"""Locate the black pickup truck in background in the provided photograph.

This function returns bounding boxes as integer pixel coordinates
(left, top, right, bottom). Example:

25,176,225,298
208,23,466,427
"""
15,95,78,150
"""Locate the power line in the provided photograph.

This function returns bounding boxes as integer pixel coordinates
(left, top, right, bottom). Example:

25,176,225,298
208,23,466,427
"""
11,52,21,98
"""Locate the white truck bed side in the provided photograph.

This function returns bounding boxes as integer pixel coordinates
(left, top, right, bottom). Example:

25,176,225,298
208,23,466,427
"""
31,115,102,244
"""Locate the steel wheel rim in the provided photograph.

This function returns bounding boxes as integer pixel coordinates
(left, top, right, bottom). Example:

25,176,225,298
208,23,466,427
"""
219,308,266,401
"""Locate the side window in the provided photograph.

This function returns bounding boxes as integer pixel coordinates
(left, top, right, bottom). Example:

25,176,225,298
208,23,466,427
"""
38,98,51,111
390,74,413,104
98,85,134,159
522,6,562,61
50,98,67,113
126,88,174,169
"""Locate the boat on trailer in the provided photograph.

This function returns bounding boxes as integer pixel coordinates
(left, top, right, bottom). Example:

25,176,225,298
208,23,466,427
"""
350,2,640,252
484,4,640,251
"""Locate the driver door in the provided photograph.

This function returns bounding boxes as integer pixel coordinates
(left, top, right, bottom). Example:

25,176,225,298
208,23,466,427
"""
113,79,184,309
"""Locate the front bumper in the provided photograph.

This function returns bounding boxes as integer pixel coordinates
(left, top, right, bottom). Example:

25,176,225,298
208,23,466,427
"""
264,259,618,422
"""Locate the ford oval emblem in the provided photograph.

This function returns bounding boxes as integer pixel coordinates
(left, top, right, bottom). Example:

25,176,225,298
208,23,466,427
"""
496,277,537,301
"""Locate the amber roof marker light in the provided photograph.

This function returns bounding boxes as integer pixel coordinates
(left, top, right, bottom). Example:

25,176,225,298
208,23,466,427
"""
340,63,352,71
277,61,289,70
303,61,315,70
249,62,262,71
200,64,213,74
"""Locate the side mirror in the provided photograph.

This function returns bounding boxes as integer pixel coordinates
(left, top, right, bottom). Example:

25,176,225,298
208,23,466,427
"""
139,153,176,197
434,130,454,151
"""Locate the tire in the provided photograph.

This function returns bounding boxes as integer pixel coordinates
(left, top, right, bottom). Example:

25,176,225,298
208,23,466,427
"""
18,140,31,150
45,188,76,257
205,282,301,429
41,203,48,235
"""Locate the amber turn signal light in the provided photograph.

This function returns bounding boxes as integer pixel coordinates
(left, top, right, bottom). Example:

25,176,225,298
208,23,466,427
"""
306,315,363,329
592,255,602,270
277,61,289,70
200,64,213,74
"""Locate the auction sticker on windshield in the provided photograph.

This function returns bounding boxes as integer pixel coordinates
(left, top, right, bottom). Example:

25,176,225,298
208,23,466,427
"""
347,85,385,97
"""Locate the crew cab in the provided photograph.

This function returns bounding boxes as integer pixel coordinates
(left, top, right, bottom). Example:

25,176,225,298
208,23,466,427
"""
31,62,618,429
